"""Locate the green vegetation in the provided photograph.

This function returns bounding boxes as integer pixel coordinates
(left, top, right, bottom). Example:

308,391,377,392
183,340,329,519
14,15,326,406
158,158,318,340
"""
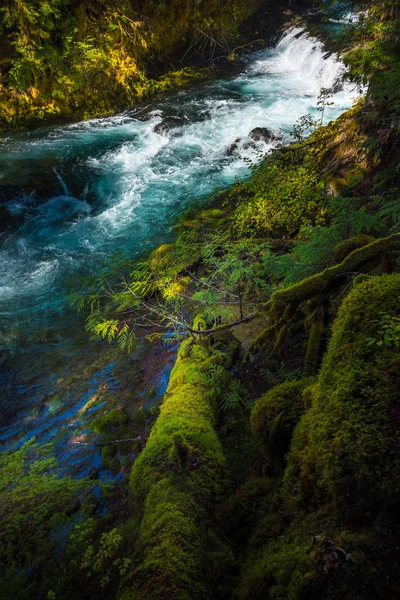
285,274,400,520
3,0,400,597
120,338,230,600
250,379,311,464
0,0,261,128
238,275,400,600
233,158,326,237
0,440,97,597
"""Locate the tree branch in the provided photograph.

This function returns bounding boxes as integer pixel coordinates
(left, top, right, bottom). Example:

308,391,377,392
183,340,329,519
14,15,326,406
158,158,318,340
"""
188,313,258,336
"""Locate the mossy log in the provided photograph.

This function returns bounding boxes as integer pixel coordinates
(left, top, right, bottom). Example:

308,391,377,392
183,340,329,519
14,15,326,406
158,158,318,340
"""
332,234,375,263
304,304,325,376
269,234,399,319
238,274,400,600
120,340,230,600
247,234,400,357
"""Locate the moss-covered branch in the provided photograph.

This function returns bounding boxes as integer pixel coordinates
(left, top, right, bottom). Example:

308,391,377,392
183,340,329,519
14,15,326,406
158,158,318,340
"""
268,234,400,318
247,234,400,358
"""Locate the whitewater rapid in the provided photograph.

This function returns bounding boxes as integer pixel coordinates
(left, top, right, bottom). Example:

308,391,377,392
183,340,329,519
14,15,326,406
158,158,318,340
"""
0,27,358,462
0,28,356,332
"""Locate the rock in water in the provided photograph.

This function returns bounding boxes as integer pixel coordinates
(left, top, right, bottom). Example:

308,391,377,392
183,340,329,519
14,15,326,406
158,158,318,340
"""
226,137,257,156
249,126,280,143
153,116,185,135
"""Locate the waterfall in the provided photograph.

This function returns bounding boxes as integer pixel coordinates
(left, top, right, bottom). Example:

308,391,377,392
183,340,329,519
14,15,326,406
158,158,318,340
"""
249,26,353,96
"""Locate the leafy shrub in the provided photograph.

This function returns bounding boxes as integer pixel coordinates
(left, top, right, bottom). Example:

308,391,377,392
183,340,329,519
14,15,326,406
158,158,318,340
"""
233,157,326,237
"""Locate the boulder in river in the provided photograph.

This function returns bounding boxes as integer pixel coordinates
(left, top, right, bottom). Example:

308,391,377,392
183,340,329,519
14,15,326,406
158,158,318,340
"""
248,126,282,143
153,116,185,135
226,137,257,156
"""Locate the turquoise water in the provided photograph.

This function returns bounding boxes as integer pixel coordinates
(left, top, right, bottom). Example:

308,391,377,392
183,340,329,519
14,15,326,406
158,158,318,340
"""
0,27,358,469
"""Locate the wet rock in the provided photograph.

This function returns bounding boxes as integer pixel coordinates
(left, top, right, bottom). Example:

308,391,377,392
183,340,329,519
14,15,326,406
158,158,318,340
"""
0,203,24,234
153,116,185,135
226,137,257,156
248,126,281,143
88,466,99,480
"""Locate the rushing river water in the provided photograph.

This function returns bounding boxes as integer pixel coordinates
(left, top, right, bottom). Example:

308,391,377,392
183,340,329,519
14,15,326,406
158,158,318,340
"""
0,26,357,471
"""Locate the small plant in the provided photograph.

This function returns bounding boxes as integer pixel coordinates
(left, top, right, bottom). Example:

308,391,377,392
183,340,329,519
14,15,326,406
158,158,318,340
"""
260,364,303,386
218,379,249,412
366,311,400,347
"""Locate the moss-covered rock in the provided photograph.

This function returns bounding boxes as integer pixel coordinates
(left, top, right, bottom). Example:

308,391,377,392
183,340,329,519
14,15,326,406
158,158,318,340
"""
284,274,400,521
92,408,129,434
216,477,277,545
236,528,314,600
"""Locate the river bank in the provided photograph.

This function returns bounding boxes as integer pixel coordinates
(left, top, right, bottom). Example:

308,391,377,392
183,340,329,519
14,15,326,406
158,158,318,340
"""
4,3,398,596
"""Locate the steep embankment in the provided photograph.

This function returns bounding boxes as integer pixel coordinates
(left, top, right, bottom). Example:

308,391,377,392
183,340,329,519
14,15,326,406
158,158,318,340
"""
0,0,265,128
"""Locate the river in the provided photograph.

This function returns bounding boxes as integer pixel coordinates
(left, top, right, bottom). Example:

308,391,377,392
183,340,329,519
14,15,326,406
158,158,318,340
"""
0,26,357,475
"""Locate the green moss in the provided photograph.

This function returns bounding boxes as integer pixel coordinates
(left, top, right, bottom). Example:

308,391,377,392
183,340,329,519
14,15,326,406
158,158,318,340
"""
213,332,240,369
236,533,314,600
238,513,400,600
147,242,201,287
0,440,97,594
233,156,327,237
216,477,276,545
238,275,400,600
332,235,375,263
131,407,151,427
273,323,288,352
92,408,129,434
251,380,310,465
94,406,151,466
269,234,399,322
304,313,325,376
245,325,275,359
130,341,226,500
192,312,208,332
284,274,400,521
120,480,210,600
247,234,400,358
101,444,115,468
121,338,230,599
199,208,225,220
